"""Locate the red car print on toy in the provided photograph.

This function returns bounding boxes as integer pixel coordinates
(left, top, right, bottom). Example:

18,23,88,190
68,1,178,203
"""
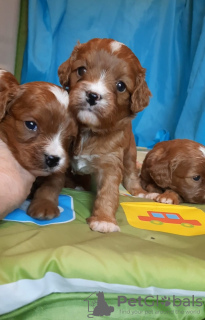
138,211,201,228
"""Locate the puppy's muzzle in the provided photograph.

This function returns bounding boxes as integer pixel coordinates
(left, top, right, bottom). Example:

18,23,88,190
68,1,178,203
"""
86,91,101,106
45,154,60,168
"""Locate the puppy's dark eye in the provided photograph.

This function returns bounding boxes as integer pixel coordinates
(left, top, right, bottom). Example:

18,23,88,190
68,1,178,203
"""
193,175,201,181
77,67,87,77
25,121,37,131
116,81,126,92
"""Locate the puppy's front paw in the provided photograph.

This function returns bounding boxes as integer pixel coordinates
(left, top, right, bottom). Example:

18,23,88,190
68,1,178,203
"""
87,217,120,233
155,194,180,205
145,192,160,200
135,193,147,198
132,188,147,198
27,199,60,220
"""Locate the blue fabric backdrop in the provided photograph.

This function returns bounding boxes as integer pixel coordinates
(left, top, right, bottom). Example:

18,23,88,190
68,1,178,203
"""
21,0,205,148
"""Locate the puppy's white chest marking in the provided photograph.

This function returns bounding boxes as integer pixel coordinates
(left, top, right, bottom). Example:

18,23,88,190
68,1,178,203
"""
71,154,99,174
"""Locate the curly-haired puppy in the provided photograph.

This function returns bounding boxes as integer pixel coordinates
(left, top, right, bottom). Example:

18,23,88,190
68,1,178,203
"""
58,38,152,232
0,69,77,219
30,38,152,232
140,139,205,204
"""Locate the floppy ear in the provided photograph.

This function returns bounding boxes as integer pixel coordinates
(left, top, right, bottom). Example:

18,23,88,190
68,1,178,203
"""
58,58,72,89
0,71,19,121
58,42,83,89
131,69,152,113
148,152,182,189
142,146,172,188
149,160,172,188
0,91,12,121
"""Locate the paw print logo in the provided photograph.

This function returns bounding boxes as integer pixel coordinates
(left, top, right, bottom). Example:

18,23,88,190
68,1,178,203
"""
161,296,171,307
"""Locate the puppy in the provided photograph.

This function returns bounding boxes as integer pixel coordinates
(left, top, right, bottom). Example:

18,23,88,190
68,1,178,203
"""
57,38,152,232
140,139,205,204
0,70,77,219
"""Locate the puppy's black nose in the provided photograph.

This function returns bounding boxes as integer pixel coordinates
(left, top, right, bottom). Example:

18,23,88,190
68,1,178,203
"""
86,91,101,106
45,154,60,168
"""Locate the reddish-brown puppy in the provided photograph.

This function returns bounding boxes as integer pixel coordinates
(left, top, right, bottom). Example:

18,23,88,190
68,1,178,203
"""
140,139,205,204
0,69,77,219
57,38,152,232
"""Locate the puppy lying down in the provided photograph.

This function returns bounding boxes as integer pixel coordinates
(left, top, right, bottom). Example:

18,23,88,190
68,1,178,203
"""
0,70,76,219
140,139,205,204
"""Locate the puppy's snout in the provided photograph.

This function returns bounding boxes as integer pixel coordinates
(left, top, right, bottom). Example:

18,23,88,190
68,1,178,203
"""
45,154,60,168
86,91,101,106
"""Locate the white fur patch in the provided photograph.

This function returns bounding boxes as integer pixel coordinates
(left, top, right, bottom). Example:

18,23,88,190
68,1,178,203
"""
145,193,160,200
100,70,106,80
72,154,99,174
88,79,108,97
199,146,205,157
110,40,123,53
0,69,6,77
80,130,90,151
136,193,147,198
156,197,174,204
89,221,120,233
45,131,66,168
78,110,100,127
49,86,69,109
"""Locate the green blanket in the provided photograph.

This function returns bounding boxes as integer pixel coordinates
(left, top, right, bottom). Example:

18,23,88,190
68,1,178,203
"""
1,188,205,319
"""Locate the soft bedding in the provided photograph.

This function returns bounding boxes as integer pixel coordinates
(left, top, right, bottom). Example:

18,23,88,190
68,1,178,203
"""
1,151,205,319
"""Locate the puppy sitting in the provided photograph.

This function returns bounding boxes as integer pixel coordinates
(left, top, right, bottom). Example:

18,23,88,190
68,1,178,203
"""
140,139,205,204
57,38,152,232
0,70,76,219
